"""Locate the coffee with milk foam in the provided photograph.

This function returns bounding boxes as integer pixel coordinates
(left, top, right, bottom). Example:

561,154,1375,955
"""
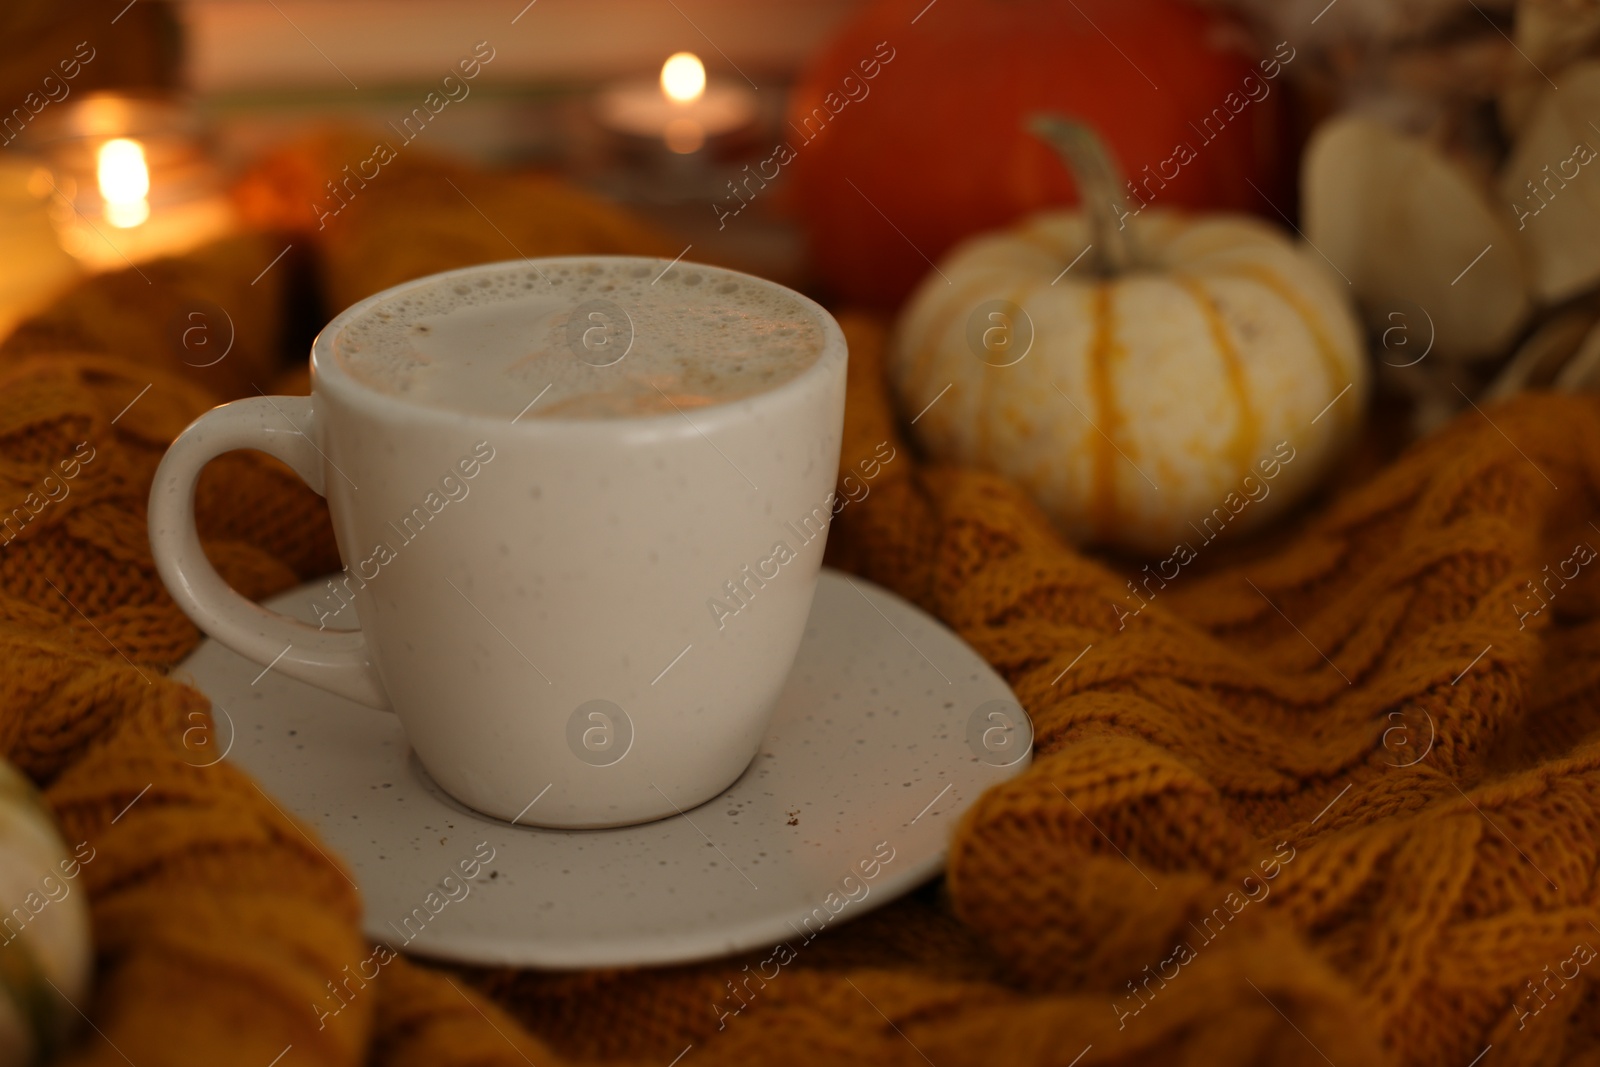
332,259,826,419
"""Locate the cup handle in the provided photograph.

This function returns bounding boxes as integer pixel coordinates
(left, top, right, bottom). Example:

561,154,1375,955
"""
149,395,391,709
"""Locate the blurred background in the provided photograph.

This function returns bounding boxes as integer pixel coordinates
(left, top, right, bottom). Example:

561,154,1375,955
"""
2,0,1598,441
0,0,874,307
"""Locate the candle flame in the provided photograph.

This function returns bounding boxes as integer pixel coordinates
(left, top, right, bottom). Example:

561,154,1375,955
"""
97,138,150,228
660,52,706,104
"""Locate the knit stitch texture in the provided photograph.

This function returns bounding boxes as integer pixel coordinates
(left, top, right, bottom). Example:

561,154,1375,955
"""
2,159,1598,1067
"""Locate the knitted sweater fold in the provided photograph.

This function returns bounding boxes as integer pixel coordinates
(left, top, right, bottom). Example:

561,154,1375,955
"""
3,246,1599,1066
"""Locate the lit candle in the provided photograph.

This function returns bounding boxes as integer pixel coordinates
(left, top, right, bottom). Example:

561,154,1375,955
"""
660,52,708,154
596,52,758,154
37,93,236,273
98,138,151,229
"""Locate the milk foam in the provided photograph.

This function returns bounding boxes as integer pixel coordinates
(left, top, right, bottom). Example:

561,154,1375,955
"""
331,259,826,418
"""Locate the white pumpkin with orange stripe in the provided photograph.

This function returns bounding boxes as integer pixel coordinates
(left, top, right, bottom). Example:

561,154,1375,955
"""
889,117,1368,553
0,757,92,1066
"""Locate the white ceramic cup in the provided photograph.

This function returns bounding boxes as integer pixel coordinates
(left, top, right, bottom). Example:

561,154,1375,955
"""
149,256,848,828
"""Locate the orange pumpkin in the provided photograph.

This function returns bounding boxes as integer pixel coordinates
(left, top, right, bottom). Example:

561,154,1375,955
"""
787,0,1291,307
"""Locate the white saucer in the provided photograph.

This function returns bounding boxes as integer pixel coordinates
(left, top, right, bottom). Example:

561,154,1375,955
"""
175,568,1031,968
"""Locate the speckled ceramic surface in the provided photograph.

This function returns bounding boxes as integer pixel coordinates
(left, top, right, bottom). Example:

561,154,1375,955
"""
150,256,850,828
176,568,1031,968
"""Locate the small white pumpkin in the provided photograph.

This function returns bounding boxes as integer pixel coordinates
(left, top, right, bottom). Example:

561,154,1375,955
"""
891,117,1368,553
0,760,92,1066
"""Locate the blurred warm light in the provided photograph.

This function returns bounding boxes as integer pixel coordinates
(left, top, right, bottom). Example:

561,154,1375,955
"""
96,138,150,228
664,118,706,154
660,52,706,104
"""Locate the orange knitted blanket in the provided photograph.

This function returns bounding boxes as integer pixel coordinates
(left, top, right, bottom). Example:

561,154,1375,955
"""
5,151,1600,1067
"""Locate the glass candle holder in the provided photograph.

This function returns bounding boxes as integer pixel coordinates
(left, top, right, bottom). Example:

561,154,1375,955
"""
595,52,757,156
29,91,236,273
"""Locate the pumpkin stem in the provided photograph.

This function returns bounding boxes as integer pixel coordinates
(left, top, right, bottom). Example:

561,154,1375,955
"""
1028,114,1137,276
